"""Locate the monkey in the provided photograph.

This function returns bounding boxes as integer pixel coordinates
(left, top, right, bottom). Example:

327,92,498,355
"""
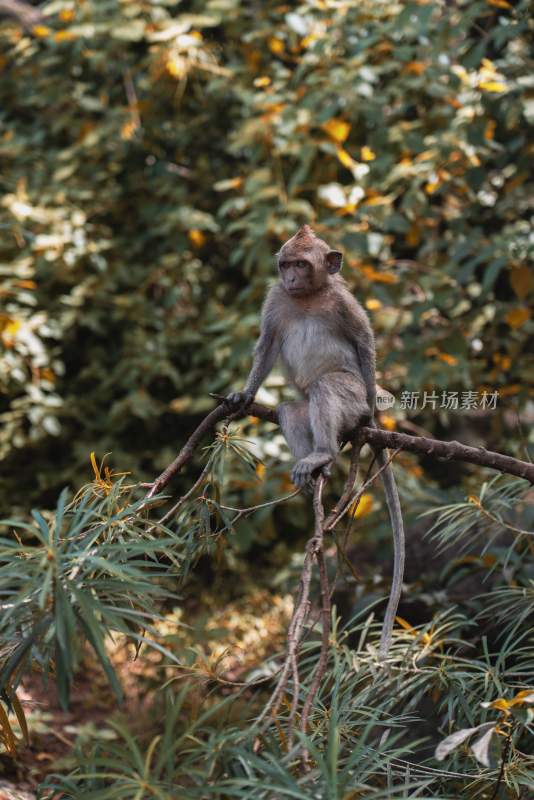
225,225,404,658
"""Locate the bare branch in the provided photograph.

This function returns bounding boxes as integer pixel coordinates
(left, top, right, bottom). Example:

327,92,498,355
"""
146,400,534,497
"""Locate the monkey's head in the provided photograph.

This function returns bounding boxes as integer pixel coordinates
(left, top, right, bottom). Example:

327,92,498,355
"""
277,225,343,296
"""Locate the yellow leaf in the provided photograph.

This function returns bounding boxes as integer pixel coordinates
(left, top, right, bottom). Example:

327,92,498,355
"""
425,179,440,194
481,58,496,73
509,265,533,300
405,225,420,247
214,177,243,191
365,298,382,311
32,25,51,37
336,147,357,170
244,47,261,71
348,493,373,519
487,0,512,8
505,307,530,328
120,119,138,140
0,703,16,756
453,554,481,566
13,279,36,289
374,41,393,55
479,81,507,93
508,689,534,706
357,264,398,284
54,30,76,42
260,101,285,120
59,9,75,22
90,451,101,482
493,353,512,371
415,149,437,162
499,384,520,397
301,34,317,48
322,118,351,143
489,698,512,711
361,146,376,161
506,173,528,191
166,57,187,79
395,617,433,646
268,37,284,55
365,194,393,206
501,356,511,371
2,319,21,337
438,353,458,366
188,229,206,248
403,61,426,75
255,463,266,480
484,119,496,140
11,693,29,746
254,76,271,87
396,616,416,633
380,414,396,431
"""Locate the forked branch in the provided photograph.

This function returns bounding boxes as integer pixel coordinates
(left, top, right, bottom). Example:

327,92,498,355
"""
146,399,534,498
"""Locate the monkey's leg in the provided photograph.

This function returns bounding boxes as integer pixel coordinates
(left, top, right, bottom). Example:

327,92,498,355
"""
278,401,314,460
292,373,368,490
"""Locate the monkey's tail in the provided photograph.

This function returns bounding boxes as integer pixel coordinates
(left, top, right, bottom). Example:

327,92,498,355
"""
373,442,405,660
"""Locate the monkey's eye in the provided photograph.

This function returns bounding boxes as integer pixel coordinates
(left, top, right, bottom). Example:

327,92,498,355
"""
296,260,307,269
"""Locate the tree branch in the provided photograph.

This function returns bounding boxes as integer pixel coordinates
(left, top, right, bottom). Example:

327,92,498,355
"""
146,399,534,497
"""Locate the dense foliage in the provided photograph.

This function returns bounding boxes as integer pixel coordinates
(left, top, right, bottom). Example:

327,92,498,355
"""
0,0,533,797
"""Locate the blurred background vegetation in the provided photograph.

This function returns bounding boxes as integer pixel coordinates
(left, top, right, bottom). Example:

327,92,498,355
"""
0,0,533,797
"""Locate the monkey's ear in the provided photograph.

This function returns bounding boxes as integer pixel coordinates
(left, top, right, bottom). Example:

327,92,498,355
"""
326,250,343,274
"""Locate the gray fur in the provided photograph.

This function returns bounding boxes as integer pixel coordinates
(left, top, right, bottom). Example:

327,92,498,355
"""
225,226,404,658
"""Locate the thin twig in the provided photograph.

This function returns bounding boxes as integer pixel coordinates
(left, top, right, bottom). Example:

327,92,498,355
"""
257,477,325,739
324,449,401,533
157,461,212,526
323,434,362,530
490,727,513,800
216,489,300,514
300,500,330,764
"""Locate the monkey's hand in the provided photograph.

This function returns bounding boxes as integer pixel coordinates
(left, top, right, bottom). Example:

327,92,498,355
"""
224,390,255,412
291,453,333,492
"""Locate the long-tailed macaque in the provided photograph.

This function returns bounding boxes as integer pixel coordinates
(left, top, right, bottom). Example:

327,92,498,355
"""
225,225,404,657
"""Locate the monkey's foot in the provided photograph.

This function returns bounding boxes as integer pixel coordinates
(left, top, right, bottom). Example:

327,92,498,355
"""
291,453,333,491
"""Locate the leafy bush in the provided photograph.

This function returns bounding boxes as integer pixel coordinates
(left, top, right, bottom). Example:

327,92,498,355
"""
0,1,533,798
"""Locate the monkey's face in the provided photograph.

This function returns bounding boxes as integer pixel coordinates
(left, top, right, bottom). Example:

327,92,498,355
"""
278,250,343,296
278,257,316,296
277,226,343,296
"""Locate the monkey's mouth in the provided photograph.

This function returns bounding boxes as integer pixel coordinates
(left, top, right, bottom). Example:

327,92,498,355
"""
287,286,309,295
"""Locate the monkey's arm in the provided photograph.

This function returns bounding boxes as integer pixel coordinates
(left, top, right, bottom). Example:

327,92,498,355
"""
226,294,280,408
245,329,280,395
356,334,377,418
226,333,279,408
342,297,377,417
